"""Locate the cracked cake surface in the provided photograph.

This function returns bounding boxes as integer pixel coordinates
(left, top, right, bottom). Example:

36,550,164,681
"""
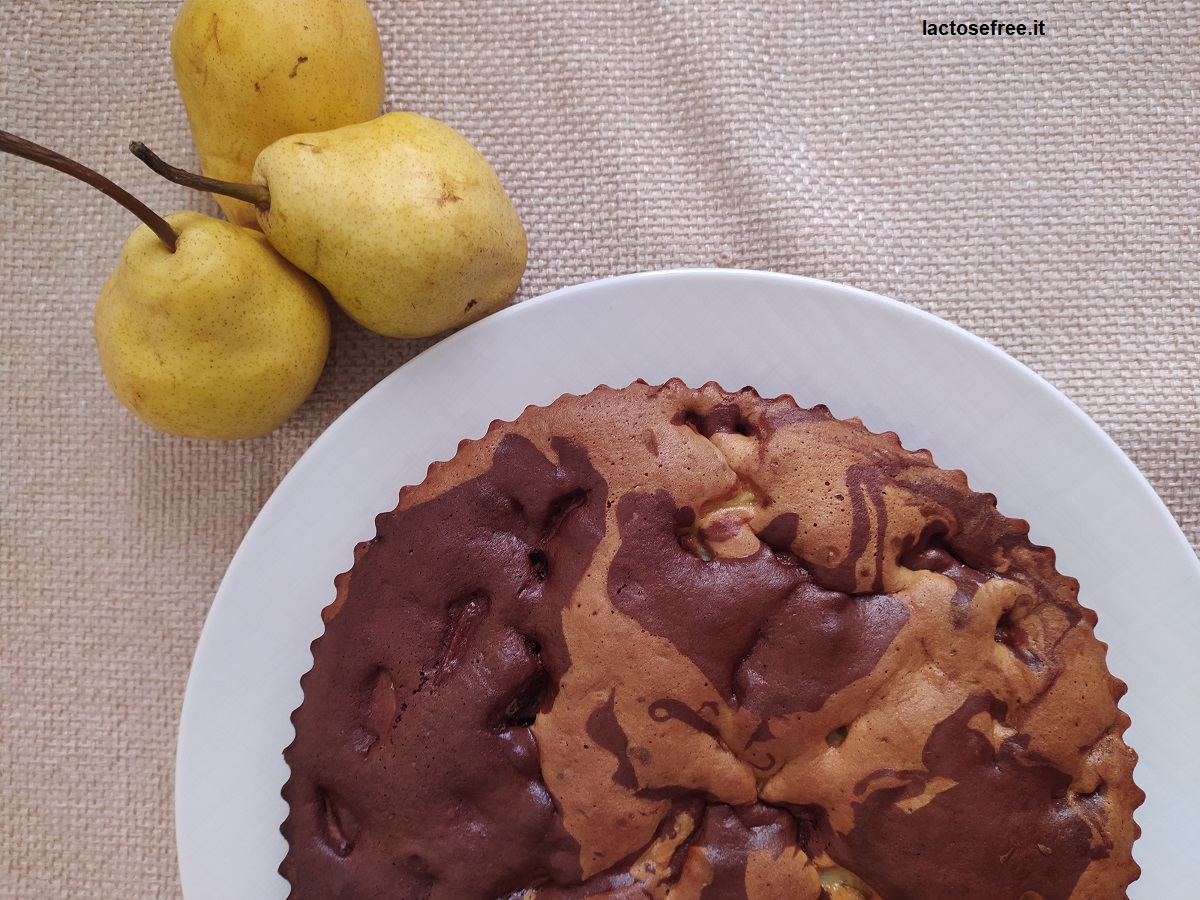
280,379,1141,900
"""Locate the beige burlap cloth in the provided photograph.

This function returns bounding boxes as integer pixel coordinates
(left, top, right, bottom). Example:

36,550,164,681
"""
1,1,1196,896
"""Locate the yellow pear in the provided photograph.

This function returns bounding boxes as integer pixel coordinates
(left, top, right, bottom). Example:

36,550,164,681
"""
171,0,384,228
1,127,331,441
95,211,331,440
251,112,529,338
132,113,528,339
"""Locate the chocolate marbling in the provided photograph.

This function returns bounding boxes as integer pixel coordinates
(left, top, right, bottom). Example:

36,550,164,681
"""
281,380,1141,899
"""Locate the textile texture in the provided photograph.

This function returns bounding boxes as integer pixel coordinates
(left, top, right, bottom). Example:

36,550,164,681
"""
1,1,1196,896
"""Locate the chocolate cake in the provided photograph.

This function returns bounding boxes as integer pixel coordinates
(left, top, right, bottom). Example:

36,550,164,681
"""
280,380,1142,900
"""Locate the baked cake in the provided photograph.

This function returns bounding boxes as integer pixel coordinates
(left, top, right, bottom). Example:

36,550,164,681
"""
281,380,1141,899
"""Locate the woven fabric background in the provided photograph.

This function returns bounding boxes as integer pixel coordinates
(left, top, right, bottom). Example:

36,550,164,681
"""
1,1,1196,896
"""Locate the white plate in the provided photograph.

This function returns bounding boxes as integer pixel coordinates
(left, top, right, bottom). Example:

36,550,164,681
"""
176,268,1200,898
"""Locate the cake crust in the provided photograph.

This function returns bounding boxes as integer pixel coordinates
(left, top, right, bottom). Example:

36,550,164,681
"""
281,380,1141,900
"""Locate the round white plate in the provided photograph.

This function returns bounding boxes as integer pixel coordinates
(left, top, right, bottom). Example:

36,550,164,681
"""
176,268,1199,898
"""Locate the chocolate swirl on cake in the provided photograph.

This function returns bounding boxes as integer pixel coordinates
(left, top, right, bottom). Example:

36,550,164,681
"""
280,380,1141,900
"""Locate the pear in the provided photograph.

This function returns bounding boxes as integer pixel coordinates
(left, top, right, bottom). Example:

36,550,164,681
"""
134,112,528,339
0,128,330,441
171,0,384,229
95,212,330,440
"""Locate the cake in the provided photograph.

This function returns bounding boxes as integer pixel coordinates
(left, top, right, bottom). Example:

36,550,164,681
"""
280,379,1142,899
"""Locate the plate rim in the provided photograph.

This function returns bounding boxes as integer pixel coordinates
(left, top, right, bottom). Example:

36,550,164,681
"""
175,266,1200,897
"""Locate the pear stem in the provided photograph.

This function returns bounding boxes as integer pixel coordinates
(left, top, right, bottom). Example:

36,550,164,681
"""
0,128,178,252
130,142,271,212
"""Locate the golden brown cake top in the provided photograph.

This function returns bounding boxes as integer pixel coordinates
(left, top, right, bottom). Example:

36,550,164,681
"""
281,380,1141,900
